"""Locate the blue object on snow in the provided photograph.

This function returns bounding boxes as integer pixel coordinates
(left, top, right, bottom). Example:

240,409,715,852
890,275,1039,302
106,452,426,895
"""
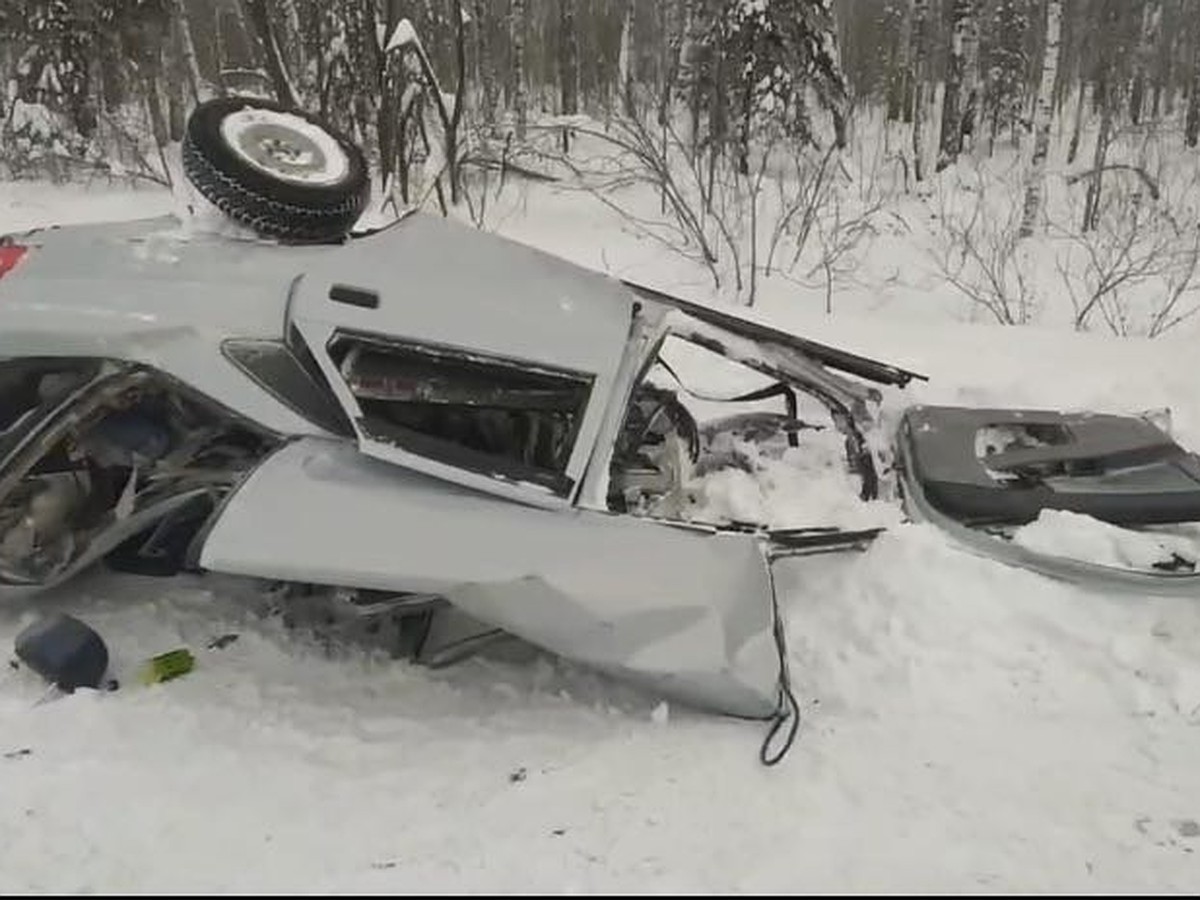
14,614,109,692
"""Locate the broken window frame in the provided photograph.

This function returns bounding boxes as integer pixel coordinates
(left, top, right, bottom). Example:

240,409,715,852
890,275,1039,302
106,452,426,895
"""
326,330,596,499
595,308,886,526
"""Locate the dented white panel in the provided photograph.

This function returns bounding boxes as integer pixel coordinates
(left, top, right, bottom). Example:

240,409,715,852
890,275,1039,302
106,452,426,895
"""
291,213,636,381
200,438,783,718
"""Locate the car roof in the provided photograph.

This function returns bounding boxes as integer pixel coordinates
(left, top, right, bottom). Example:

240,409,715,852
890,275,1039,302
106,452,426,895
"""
291,212,641,378
6,213,642,378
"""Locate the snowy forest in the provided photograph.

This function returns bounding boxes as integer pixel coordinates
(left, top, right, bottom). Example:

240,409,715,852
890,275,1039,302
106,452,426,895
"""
2,0,1200,329
7,8,1200,891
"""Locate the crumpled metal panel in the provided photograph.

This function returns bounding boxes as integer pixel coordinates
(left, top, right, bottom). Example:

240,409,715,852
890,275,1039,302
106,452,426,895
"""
200,437,785,719
895,414,1200,597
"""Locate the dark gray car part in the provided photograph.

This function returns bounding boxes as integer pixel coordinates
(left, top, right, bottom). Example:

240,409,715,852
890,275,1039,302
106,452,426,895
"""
901,405,1200,526
897,405,1200,595
15,613,109,692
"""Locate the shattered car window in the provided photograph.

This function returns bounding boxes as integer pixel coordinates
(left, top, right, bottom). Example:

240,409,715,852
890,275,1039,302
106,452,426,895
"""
0,360,275,588
329,333,593,492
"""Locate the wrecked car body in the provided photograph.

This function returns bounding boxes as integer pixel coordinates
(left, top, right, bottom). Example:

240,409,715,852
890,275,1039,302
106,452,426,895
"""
0,212,920,727
1,209,1197,739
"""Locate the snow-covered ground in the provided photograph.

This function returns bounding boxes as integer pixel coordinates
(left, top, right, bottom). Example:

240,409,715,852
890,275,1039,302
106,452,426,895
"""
3,174,1200,893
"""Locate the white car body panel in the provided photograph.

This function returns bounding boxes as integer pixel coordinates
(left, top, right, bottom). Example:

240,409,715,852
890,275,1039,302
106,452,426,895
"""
201,437,782,718
0,217,332,436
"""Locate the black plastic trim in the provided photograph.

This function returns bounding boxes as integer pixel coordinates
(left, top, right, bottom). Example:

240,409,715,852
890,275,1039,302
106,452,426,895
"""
329,284,380,310
222,337,354,437
622,280,927,387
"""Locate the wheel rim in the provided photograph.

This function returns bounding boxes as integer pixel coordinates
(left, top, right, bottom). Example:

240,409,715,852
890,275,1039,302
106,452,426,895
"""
219,107,351,187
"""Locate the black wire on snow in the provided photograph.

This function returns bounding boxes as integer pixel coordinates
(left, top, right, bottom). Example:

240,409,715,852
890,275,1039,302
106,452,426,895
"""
759,565,802,767
646,357,807,765
759,633,801,766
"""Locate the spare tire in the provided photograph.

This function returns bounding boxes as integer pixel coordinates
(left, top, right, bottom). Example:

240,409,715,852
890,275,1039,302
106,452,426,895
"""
182,97,371,242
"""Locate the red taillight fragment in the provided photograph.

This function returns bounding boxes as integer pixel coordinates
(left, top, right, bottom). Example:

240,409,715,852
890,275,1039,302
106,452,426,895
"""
0,245,28,280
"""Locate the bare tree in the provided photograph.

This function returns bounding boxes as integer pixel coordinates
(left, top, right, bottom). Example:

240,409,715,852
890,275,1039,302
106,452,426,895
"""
1019,0,1062,238
1056,175,1200,337
931,168,1037,326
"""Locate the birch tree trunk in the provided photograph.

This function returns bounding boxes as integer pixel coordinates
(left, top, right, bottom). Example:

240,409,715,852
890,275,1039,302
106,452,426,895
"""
448,0,467,204
618,2,634,115
213,7,227,93
960,0,980,152
475,0,498,132
1083,76,1114,232
1019,0,1061,238
242,0,298,108
375,0,402,192
512,0,527,141
1130,0,1160,125
144,68,169,151
910,0,929,181
172,0,203,103
1150,0,1176,120
886,0,912,123
658,0,684,127
681,0,705,158
228,0,257,71
166,36,186,142
1187,15,1200,148
1067,78,1087,164
559,0,579,151
937,0,972,170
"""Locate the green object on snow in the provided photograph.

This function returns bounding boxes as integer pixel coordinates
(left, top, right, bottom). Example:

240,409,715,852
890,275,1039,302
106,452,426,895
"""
138,648,195,685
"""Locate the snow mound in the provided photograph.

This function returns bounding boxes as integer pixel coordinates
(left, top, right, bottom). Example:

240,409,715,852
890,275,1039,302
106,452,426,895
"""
1012,509,1200,571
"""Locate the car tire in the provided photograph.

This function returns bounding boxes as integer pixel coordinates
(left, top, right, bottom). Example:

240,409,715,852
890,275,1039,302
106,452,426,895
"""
182,96,371,242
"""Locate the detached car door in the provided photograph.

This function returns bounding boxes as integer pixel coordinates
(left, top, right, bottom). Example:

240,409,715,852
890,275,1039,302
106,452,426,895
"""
284,213,637,509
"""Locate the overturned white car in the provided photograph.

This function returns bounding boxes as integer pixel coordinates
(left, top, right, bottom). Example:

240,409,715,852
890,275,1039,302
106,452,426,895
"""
0,204,912,728
3,98,1200,762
